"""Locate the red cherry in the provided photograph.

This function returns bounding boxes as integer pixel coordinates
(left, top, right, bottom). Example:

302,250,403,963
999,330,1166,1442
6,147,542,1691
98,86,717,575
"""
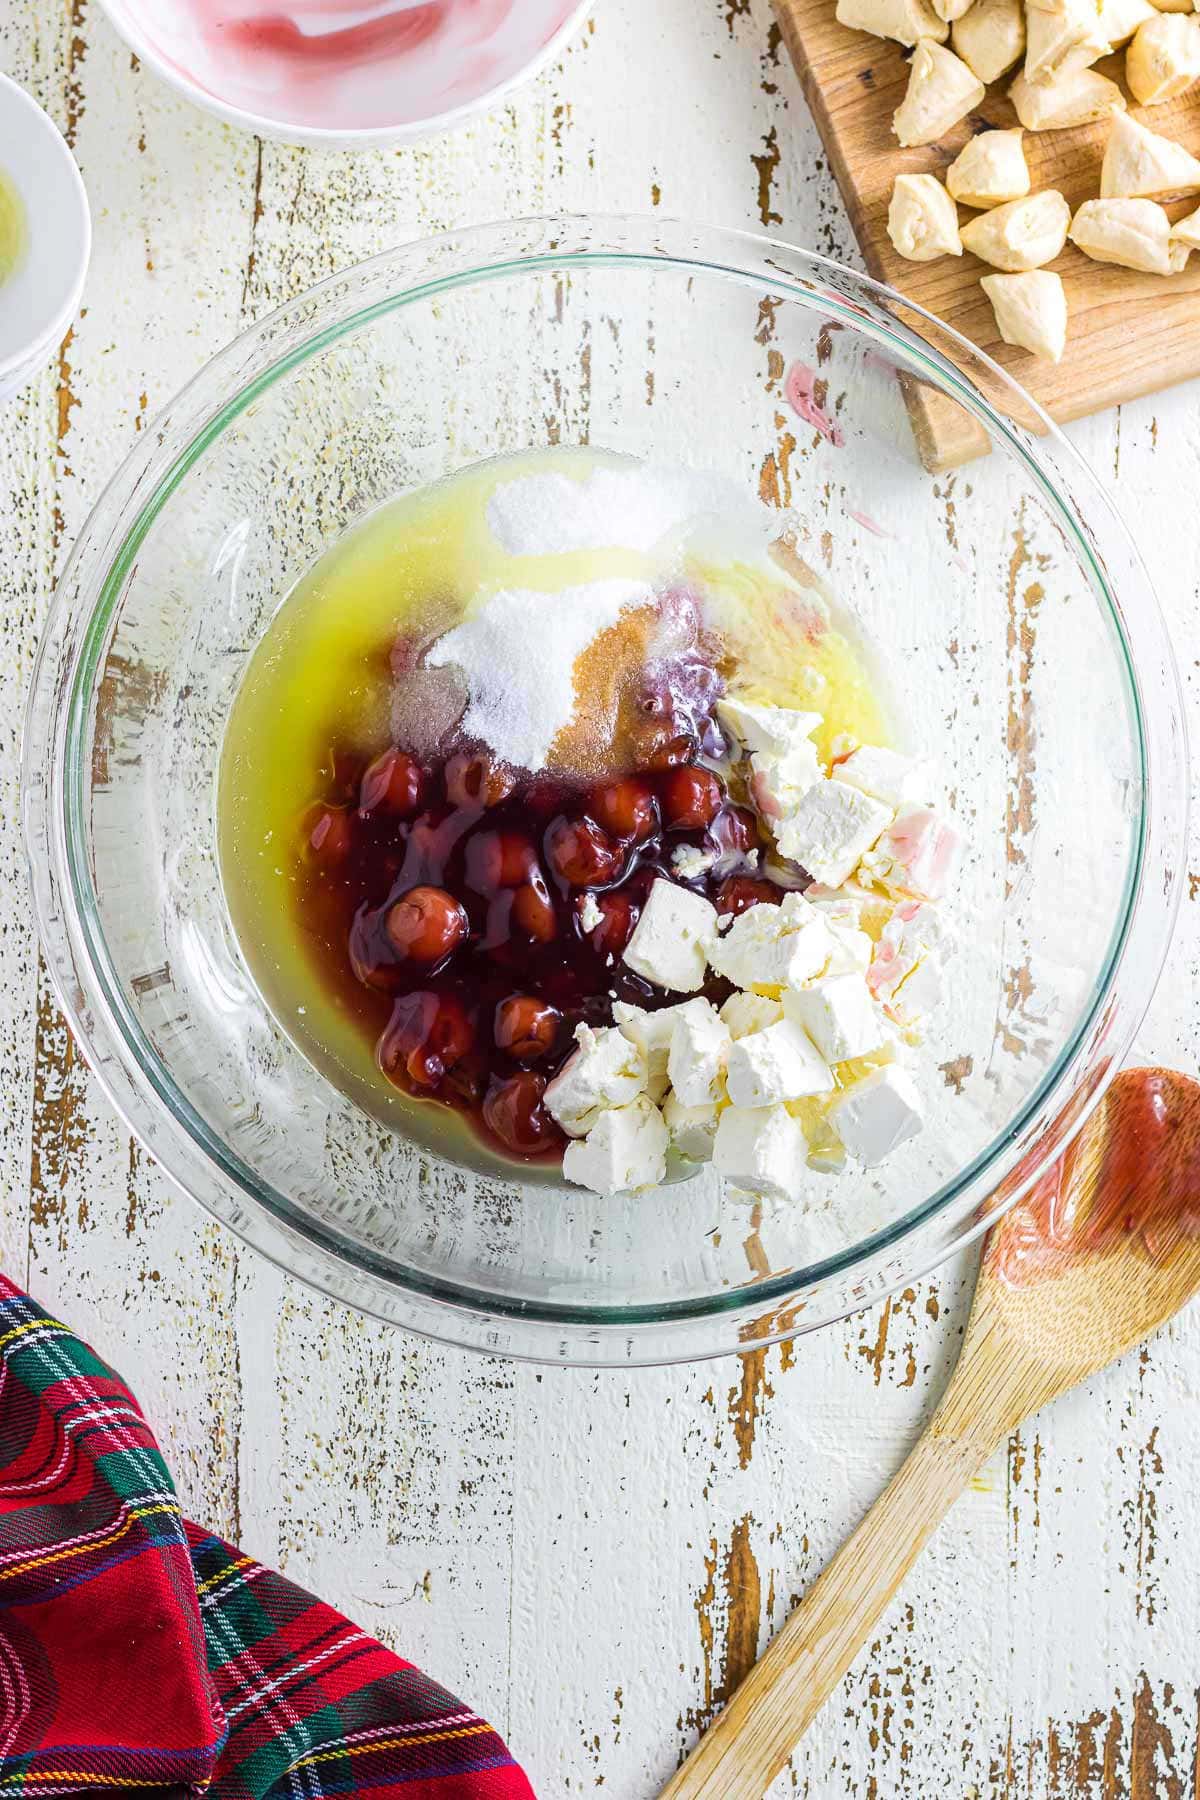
660,765,722,830
379,991,474,1091
305,804,354,867
482,1071,562,1155
709,805,758,856
715,875,779,917
512,878,558,943
444,751,514,809
544,815,622,888
589,890,639,958
464,830,539,893
647,733,697,771
494,995,561,1060
358,747,425,819
588,778,659,843
385,886,468,964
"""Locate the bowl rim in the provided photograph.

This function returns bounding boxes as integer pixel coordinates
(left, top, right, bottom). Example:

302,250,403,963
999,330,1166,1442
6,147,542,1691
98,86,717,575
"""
92,0,598,149
23,213,1189,1363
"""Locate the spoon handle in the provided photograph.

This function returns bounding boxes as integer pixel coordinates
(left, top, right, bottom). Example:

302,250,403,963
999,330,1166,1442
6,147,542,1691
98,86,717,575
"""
658,1425,989,1800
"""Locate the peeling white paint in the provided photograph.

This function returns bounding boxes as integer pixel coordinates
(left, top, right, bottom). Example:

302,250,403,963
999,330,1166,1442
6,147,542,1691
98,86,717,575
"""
5,0,1200,1794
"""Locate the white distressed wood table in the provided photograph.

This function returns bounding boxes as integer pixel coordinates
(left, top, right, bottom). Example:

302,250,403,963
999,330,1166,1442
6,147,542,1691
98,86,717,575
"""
3,3,1200,1794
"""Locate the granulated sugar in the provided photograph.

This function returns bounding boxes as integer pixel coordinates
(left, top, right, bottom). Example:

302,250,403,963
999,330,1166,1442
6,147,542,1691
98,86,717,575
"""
425,578,652,771
487,464,714,558
487,461,778,565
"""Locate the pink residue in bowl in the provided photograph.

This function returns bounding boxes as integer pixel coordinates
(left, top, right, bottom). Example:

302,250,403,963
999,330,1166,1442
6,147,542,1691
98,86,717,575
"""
128,0,586,133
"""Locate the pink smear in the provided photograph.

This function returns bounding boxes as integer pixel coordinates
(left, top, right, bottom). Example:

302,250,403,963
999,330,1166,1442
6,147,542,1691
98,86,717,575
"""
881,807,959,901
135,0,582,131
845,507,892,538
784,361,844,448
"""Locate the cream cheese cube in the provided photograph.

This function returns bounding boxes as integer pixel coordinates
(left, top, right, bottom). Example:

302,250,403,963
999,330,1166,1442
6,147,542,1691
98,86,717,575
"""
828,1066,924,1166
623,879,717,993
867,900,953,1003
805,880,896,939
860,805,959,899
837,744,933,809
613,1001,677,1102
775,779,893,886
826,920,874,974
783,973,887,1063
666,998,732,1108
716,695,823,759
713,1104,808,1202
889,955,945,1026
719,991,785,1039
708,892,836,993
544,1023,647,1136
562,1094,669,1193
725,1019,834,1108
749,742,824,821
663,1092,720,1162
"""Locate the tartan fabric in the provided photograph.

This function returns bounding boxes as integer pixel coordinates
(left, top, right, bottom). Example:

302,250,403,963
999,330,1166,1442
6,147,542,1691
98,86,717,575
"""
0,1275,536,1799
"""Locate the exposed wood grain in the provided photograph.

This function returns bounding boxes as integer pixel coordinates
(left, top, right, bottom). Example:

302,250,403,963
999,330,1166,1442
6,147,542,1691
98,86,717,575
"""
772,0,1200,463
2,1,1200,1797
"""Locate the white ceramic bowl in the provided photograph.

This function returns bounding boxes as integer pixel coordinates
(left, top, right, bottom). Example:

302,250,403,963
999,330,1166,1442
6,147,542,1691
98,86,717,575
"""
0,73,90,404
94,0,597,150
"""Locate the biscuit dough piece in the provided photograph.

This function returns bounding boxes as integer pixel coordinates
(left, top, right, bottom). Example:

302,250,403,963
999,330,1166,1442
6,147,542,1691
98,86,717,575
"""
960,189,1070,268
1069,195,1191,270
894,39,987,144
887,172,963,258
1009,64,1125,125
946,128,1030,204
1126,13,1200,101
953,0,1027,78
1100,109,1200,198
980,270,1068,362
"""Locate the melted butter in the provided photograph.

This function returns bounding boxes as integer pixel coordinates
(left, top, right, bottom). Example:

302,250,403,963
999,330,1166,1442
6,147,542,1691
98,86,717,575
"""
220,448,897,1164
0,169,27,288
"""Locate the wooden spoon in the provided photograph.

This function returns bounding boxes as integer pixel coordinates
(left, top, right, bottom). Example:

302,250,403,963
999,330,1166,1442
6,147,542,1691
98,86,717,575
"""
661,1067,1200,1800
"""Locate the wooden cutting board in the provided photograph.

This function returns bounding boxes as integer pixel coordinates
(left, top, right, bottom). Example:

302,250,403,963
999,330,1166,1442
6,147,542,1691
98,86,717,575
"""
772,0,1200,465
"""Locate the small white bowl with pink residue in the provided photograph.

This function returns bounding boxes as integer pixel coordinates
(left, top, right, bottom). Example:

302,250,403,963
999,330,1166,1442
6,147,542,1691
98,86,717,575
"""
94,0,596,148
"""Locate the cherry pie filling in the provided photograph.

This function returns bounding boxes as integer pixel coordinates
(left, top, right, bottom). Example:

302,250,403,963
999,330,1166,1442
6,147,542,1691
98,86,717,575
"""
296,682,796,1163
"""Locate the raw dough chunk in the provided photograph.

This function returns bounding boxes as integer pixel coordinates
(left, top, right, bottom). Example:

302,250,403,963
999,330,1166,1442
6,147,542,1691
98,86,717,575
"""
1069,195,1190,271
1171,200,1200,247
1098,0,1156,44
980,270,1068,361
1009,64,1126,125
953,0,1027,79
893,39,987,145
887,172,963,258
1100,110,1200,197
837,0,950,43
946,128,1030,204
1126,13,1200,101
960,190,1071,268
1024,0,1111,81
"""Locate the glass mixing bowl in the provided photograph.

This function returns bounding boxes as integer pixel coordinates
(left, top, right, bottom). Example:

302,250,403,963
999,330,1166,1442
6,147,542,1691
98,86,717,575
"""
23,216,1187,1365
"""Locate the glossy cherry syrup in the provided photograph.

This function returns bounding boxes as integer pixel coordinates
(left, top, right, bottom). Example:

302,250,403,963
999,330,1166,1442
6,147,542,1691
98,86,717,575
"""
295,716,789,1162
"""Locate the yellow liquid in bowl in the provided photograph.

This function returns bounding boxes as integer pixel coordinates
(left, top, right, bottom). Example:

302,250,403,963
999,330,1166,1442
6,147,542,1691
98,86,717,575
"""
219,450,893,1175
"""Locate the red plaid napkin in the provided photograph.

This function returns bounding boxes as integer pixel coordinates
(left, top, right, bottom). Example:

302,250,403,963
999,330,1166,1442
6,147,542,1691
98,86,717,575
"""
0,1273,537,1797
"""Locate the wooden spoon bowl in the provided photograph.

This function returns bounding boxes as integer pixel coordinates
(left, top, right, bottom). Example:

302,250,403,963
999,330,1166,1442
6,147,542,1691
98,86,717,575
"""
661,1068,1200,1800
